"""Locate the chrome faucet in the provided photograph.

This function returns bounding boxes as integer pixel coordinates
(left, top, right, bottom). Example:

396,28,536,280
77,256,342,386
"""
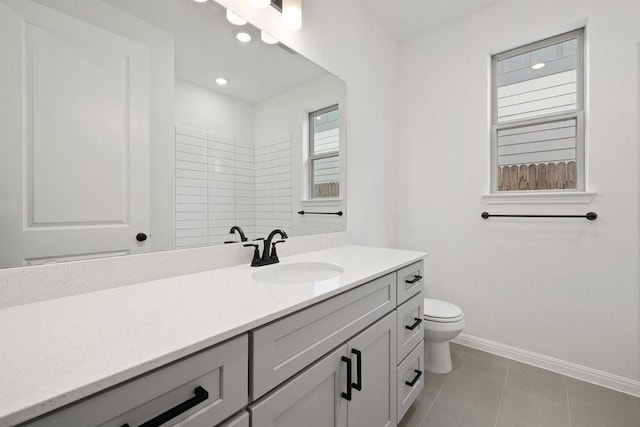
244,229,288,267
229,226,248,242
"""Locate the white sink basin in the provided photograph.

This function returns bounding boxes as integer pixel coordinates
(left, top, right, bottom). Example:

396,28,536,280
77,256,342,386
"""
251,262,344,285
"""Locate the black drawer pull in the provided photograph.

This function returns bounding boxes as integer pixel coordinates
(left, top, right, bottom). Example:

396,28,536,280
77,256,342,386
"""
405,275,422,284
351,349,362,391
341,356,352,401
405,370,423,387
405,317,422,330
121,386,208,427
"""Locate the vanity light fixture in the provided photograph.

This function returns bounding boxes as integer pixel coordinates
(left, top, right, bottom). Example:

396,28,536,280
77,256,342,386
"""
531,62,546,70
260,31,278,44
226,10,247,26
236,31,252,43
215,77,228,85
282,0,302,31
251,0,271,8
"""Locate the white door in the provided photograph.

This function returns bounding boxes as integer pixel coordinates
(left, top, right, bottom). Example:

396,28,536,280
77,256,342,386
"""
0,0,150,267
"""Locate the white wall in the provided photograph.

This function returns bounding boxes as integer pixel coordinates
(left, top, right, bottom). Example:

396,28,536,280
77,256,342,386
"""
398,0,640,382
175,79,254,147
254,74,347,236
215,0,399,247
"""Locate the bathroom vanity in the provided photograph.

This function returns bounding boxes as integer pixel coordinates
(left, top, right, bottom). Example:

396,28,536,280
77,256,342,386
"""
0,245,426,427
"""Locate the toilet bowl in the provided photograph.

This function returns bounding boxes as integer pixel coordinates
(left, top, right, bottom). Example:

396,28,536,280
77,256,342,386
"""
423,298,465,374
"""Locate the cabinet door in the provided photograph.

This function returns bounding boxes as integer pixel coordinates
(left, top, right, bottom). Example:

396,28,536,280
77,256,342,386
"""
347,312,397,427
250,345,348,427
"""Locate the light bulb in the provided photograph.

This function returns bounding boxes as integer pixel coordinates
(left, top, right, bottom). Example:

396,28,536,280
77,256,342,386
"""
531,62,546,70
260,31,278,45
236,32,252,43
282,0,302,31
215,77,228,86
251,0,271,8
226,9,247,26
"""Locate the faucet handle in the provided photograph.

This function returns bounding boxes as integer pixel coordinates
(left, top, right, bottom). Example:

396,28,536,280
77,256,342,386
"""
243,243,261,266
270,240,286,260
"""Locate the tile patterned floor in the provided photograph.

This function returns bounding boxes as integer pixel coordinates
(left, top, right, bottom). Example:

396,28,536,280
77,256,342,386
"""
398,343,640,427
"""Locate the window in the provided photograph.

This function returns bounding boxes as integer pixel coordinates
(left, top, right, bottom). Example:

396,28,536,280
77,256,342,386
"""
309,105,340,198
492,29,584,192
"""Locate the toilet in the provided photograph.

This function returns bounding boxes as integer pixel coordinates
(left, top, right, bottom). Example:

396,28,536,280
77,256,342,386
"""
423,298,465,374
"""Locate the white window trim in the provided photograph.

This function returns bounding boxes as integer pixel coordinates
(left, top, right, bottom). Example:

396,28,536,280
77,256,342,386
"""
482,191,596,204
490,28,587,195
308,104,339,199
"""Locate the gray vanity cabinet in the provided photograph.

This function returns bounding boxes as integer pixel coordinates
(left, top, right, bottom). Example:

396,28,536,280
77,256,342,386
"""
250,312,397,427
17,259,427,427
251,272,397,400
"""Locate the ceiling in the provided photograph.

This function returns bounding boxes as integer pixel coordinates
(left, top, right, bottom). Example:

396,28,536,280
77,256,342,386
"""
101,0,327,104
360,0,503,43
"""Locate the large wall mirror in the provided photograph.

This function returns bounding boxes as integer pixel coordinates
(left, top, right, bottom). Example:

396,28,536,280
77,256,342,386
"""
0,0,346,269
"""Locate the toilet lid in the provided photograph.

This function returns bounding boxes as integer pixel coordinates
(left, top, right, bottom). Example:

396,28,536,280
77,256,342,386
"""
423,298,463,320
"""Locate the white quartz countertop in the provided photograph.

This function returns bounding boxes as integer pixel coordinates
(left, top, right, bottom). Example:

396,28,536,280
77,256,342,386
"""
0,245,426,426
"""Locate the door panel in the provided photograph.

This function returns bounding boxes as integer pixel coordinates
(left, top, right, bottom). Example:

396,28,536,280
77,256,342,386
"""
250,344,348,427
347,312,397,427
0,0,150,267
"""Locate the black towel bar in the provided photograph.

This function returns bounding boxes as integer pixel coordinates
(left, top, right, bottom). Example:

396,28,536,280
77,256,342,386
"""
298,210,343,216
481,212,597,220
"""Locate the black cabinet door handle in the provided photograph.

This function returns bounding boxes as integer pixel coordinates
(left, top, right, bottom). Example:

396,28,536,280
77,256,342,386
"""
341,356,352,401
351,349,362,391
136,233,148,242
405,275,422,284
121,386,208,427
405,317,423,330
405,370,423,387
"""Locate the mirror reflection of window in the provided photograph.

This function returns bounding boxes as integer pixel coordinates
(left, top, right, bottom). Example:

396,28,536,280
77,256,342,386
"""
309,105,340,198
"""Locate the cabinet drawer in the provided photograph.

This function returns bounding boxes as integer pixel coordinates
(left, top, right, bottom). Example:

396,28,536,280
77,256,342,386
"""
26,335,248,427
251,273,397,399
397,341,425,424
396,260,424,305
397,291,424,363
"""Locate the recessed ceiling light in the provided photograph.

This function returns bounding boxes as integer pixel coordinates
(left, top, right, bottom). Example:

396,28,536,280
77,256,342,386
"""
282,0,302,31
260,31,278,45
531,62,546,70
192,0,207,3
236,32,252,43
226,10,247,26
215,77,228,86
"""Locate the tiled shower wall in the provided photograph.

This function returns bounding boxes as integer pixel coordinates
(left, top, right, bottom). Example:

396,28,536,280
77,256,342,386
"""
175,126,292,248
255,137,293,238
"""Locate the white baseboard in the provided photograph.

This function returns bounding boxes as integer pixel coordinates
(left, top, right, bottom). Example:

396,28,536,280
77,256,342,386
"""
452,333,640,398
